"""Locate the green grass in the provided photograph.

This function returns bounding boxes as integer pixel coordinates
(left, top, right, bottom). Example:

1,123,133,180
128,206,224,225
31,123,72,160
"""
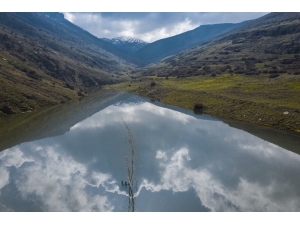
105,74,300,134
100,14,300,134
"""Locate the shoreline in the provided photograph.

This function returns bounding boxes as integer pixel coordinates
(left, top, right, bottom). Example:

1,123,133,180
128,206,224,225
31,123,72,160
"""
104,74,300,135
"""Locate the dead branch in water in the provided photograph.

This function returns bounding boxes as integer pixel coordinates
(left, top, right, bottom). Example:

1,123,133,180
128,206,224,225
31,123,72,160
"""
121,119,136,212
123,120,135,184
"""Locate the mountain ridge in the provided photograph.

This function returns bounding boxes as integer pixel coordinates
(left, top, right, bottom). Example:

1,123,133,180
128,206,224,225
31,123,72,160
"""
132,20,250,66
0,12,137,115
107,12,300,134
101,36,148,54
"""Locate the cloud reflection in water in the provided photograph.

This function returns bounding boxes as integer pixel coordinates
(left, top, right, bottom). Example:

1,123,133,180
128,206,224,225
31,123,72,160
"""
0,95,300,211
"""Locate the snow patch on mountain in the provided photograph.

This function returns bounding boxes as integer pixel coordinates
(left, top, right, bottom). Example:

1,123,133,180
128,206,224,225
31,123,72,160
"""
101,36,148,53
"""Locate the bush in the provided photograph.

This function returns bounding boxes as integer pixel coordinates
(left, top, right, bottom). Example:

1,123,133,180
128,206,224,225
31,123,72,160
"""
150,81,156,87
26,70,41,80
194,103,204,110
269,74,280,78
203,66,211,71
194,103,205,114
77,91,84,97
1,105,14,114
65,82,75,90
268,69,279,73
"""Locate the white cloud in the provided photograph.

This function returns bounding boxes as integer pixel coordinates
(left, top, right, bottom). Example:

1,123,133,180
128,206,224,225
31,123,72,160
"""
135,147,300,211
0,143,119,211
0,166,9,190
0,147,34,168
1,94,299,212
70,101,192,131
63,12,268,42
156,150,167,160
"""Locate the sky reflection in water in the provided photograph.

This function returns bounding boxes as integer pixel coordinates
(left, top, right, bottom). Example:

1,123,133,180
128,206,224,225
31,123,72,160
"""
0,94,300,211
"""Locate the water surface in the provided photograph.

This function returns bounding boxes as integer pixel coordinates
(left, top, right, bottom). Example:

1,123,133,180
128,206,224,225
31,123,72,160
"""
0,92,300,211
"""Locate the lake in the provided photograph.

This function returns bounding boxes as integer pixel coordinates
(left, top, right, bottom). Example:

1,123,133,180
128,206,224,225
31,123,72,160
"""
0,91,300,212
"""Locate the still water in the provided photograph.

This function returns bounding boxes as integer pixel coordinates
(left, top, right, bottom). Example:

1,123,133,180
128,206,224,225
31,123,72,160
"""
0,92,300,211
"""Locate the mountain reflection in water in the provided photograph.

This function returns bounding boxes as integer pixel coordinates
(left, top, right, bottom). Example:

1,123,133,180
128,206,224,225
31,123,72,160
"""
0,93,300,212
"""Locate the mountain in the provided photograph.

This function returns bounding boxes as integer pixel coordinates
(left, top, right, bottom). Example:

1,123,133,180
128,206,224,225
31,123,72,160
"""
101,36,148,54
119,12,300,133
0,12,136,115
1,12,140,67
132,21,249,66
1,12,249,115
5,12,298,119
135,12,300,78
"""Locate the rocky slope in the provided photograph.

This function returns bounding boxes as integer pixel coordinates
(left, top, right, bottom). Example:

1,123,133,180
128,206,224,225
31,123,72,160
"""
108,12,300,134
132,21,249,66
0,12,135,115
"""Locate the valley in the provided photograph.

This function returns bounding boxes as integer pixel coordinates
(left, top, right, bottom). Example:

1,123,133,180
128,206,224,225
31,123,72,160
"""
1,12,300,212
1,12,300,134
105,13,300,134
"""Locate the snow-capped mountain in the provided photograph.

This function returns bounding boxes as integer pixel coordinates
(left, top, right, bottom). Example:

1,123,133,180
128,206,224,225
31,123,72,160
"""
101,36,148,54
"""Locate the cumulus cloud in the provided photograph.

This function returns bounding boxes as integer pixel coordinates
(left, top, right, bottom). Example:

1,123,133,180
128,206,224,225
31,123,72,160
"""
136,147,300,211
0,147,34,168
0,143,123,211
70,100,192,131
63,12,268,42
1,94,300,211
17,145,118,211
0,166,9,190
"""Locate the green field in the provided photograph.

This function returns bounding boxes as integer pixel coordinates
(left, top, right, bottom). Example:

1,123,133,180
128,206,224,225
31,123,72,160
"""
105,74,300,133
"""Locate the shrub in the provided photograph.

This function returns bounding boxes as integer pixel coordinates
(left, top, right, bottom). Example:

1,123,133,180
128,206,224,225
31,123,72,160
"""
26,70,41,80
203,66,211,71
1,105,14,114
269,74,280,78
281,59,294,65
194,103,204,110
77,91,84,97
194,103,205,114
65,82,75,90
268,69,279,73
150,81,156,87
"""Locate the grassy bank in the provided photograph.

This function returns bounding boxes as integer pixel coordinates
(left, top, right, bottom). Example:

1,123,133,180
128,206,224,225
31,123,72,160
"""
104,74,300,134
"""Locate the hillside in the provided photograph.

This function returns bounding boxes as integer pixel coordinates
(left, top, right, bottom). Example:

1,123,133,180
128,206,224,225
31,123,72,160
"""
107,12,300,133
0,12,135,115
132,21,249,66
136,12,300,78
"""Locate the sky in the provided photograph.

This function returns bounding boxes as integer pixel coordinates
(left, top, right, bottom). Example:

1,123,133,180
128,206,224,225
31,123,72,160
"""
3,0,291,43
63,12,268,43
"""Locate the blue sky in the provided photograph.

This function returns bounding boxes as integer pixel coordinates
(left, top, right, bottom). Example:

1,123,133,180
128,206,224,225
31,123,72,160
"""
63,12,268,43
